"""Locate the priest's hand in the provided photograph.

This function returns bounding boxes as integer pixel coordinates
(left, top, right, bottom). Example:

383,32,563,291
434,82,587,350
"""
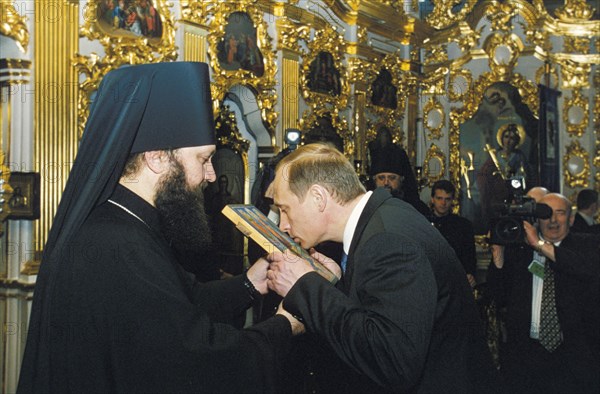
247,257,270,295
266,251,313,297
276,302,305,336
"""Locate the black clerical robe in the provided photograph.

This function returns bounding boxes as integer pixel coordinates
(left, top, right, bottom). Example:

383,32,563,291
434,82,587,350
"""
18,185,291,393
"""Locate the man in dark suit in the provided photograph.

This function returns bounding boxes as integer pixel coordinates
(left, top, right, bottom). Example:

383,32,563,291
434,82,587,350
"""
428,180,478,287
266,143,499,393
488,193,600,393
571,188,600,234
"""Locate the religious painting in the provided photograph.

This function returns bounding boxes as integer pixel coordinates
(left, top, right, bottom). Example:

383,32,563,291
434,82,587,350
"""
538,85,561,192
8,172,40,220
97,0,162,38
307,51,341,96
458,82,539,235
216,12,264,77
370,68,398,110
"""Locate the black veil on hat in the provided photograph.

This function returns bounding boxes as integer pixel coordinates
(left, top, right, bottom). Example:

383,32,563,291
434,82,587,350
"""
18,62,216,391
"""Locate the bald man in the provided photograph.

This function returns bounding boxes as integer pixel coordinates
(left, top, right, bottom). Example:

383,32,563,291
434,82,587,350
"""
488,193,600,393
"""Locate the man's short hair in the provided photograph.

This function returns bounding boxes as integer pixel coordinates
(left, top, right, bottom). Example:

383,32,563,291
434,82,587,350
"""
276,143,365,204
431,180,455,198
576,189,599,210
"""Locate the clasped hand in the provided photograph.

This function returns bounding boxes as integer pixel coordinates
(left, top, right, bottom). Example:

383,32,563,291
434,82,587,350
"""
266,248,342,297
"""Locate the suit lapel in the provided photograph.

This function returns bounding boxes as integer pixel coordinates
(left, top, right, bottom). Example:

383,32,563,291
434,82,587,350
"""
338,188,392,293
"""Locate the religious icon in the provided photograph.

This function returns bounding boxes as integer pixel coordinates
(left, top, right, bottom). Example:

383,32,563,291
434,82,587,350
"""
97,0,162,38
307,52,341,96
370,68,398,110
216,12,265,77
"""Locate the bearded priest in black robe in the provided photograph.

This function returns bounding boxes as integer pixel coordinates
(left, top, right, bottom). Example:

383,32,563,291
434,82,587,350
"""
17,62,305,394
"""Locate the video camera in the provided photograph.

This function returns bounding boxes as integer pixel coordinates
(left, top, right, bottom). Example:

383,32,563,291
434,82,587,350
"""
488,177,553,245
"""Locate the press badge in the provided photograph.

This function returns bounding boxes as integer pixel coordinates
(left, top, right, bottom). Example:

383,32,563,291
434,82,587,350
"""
528,260,544,279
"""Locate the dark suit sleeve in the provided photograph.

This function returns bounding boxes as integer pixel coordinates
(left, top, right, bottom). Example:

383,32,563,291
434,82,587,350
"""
283,233,437,391
459,218,477,276
552,235,600,283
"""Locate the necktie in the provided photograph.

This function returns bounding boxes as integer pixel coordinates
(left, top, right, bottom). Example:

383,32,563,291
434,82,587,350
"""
539,262,562,352
340,252,348,273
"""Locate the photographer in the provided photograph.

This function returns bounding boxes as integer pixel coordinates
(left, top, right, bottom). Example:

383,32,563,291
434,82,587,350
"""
487,193,599,393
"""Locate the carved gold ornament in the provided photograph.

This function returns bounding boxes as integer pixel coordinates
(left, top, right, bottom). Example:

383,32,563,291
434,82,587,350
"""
558,59,592,89
366,122,403,148
554,0,596,21
535,64,559,89
563,89,589,137
300,107,351,155
215,105,250,155
425,0,477,30
0,0,29,52
563,139,590,188
423,143,446,186
423,97,445,140
483,33,524,77
448,69,472,102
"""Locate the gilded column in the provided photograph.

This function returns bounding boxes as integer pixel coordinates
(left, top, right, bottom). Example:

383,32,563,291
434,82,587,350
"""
34,0,79,257
182,23,208,63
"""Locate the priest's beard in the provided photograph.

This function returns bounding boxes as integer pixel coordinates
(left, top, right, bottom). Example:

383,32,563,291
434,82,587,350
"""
155,160,212,255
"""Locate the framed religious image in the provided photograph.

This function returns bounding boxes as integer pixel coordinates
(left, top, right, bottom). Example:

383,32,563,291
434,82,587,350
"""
370,68,398,110
216,11,265,77
457,81,539,235
307,51,341,96
8,172,40,220
96,0,163,38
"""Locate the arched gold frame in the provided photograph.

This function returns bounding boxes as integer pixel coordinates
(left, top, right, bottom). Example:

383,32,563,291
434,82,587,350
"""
564,139,590,188
300,107,351,155
563,88,589,137
75,0,177,137
203,3,278,130
365,54,407,127
423,97,445,140
449,72,539,234
425,0,477,30
423,143,446,186
448,69,472,102
365,122,404,148
300,25,349,110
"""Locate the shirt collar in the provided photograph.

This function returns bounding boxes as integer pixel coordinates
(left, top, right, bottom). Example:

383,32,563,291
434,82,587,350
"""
579,211,596,226
342,191,373,255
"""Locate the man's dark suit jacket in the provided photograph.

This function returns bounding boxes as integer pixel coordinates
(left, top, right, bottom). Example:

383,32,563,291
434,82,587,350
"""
487,232,600,393
283,188,499,393
571,212,600,234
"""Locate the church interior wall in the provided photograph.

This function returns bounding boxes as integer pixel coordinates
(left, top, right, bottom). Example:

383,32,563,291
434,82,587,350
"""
0,0,598,391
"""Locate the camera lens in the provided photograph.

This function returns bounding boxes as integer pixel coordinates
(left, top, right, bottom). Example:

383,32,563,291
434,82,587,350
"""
490,217,524,245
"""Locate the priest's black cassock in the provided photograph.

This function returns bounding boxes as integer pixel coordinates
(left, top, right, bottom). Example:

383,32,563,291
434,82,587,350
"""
17,62,291,393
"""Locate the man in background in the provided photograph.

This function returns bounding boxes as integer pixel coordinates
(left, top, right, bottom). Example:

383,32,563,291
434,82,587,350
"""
571,188,599,233
429,180,478,287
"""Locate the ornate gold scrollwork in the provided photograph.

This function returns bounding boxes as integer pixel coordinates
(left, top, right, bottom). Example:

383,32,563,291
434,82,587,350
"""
558,58,592,89
363,54,406,128
215,105,250,155
535,63,559,89
423,97,445,140
563,88,589,137
300,25,349,110
483,33,524,77
75,0,177,137
554,0,595,21
448,68,472,102
563,139,590,188
486,1,519,32
0,1,29,52
365,122,403,148
425,0,477,30
423,143,446,186
300,107,351,155
564,36,591,54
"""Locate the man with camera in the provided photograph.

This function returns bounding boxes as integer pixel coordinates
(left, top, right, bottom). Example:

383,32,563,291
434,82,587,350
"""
487,193,599,393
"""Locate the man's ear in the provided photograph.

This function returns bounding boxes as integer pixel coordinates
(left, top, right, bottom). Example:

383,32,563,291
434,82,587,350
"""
143,150,171,174
309,184,328,212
